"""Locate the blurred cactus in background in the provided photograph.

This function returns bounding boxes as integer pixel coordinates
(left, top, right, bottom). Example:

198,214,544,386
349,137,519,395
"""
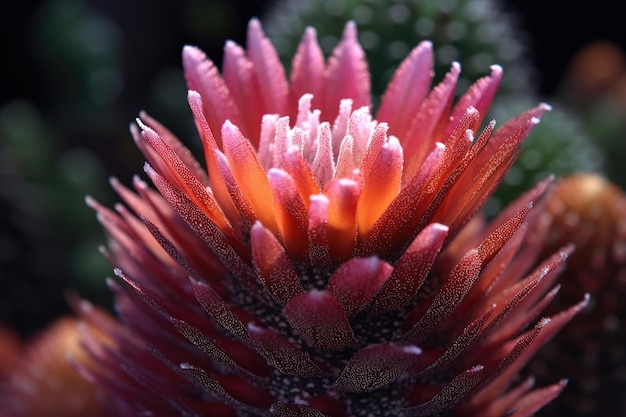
261,0,606,214
0,0,120,333
263,0,535,100
0,0,263,337
0,119,68,337
487,98,605,217
553,40,626,189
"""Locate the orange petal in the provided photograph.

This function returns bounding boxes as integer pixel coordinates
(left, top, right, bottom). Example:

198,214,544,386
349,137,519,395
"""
357,135,403,235
268,169,309,258
325,178,360,263
221,120,278,232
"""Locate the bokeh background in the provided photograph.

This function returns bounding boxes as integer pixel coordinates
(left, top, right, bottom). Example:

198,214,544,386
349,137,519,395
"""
1,0,626,344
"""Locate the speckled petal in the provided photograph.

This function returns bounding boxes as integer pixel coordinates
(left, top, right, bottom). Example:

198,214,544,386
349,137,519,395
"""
323,21,371,123
250,221,303,304
283,290,355,351
327,256,392,318
289,27,326,120
182,46,241,148
376,41,434,137
334,344,422,392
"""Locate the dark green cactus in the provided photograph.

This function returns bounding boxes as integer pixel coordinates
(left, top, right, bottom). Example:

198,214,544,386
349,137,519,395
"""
261,0,605,210
262,0,536,101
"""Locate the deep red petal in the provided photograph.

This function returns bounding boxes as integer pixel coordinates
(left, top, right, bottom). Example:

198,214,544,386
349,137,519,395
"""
283,290,355,351
327,256,392,318
334,344,422,392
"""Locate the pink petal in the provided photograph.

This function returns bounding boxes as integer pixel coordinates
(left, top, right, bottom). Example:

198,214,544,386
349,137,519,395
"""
405,365,484,416
403,248,483,343
434,104,551,232
476,294,589,404
246,18,289,119
282,146,321,205
376,41,434,137
190,278,252,345
187,91,242,228
179,363,267,413
323,21,371,123
475,203,532,268
222,40,261,143
480,250,570,348
283,290,355,351
140,111,210,185
144,164,253,282
401,62,460,181
126,176,229,278
357,142,446,258
356,118,386,173
415,309,492,378
257,114,279,169
347,106,376,165
172,317,264,380
271,116,291,168
467,376,535,417
140,215,227,293
399,110,481,237
289,27,326,120
311,122,336,189
136,118,234,236
507,380,568,417
213,148,257,232
334,135,356,180
482,103,551,162
182,46,241,148
444,65,503,138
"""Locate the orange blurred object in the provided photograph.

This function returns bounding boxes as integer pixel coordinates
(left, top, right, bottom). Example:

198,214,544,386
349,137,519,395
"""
0,316,108,417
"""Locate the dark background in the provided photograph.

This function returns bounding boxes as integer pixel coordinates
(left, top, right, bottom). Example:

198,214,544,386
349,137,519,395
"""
4,0,626,112
3,0,626,176
4,0,625,109
1,0,626,338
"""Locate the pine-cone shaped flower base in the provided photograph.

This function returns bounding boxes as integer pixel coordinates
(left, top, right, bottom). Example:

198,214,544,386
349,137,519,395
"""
78,19,587,417
530,173,626,417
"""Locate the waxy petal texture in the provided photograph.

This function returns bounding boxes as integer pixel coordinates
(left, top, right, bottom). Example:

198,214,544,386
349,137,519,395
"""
77,18,587,417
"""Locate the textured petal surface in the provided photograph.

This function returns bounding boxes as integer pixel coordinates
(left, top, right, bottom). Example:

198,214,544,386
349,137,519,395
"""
73,17,586,417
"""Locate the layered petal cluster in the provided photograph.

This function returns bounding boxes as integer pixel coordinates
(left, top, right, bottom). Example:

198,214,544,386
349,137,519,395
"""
80,19,587,417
